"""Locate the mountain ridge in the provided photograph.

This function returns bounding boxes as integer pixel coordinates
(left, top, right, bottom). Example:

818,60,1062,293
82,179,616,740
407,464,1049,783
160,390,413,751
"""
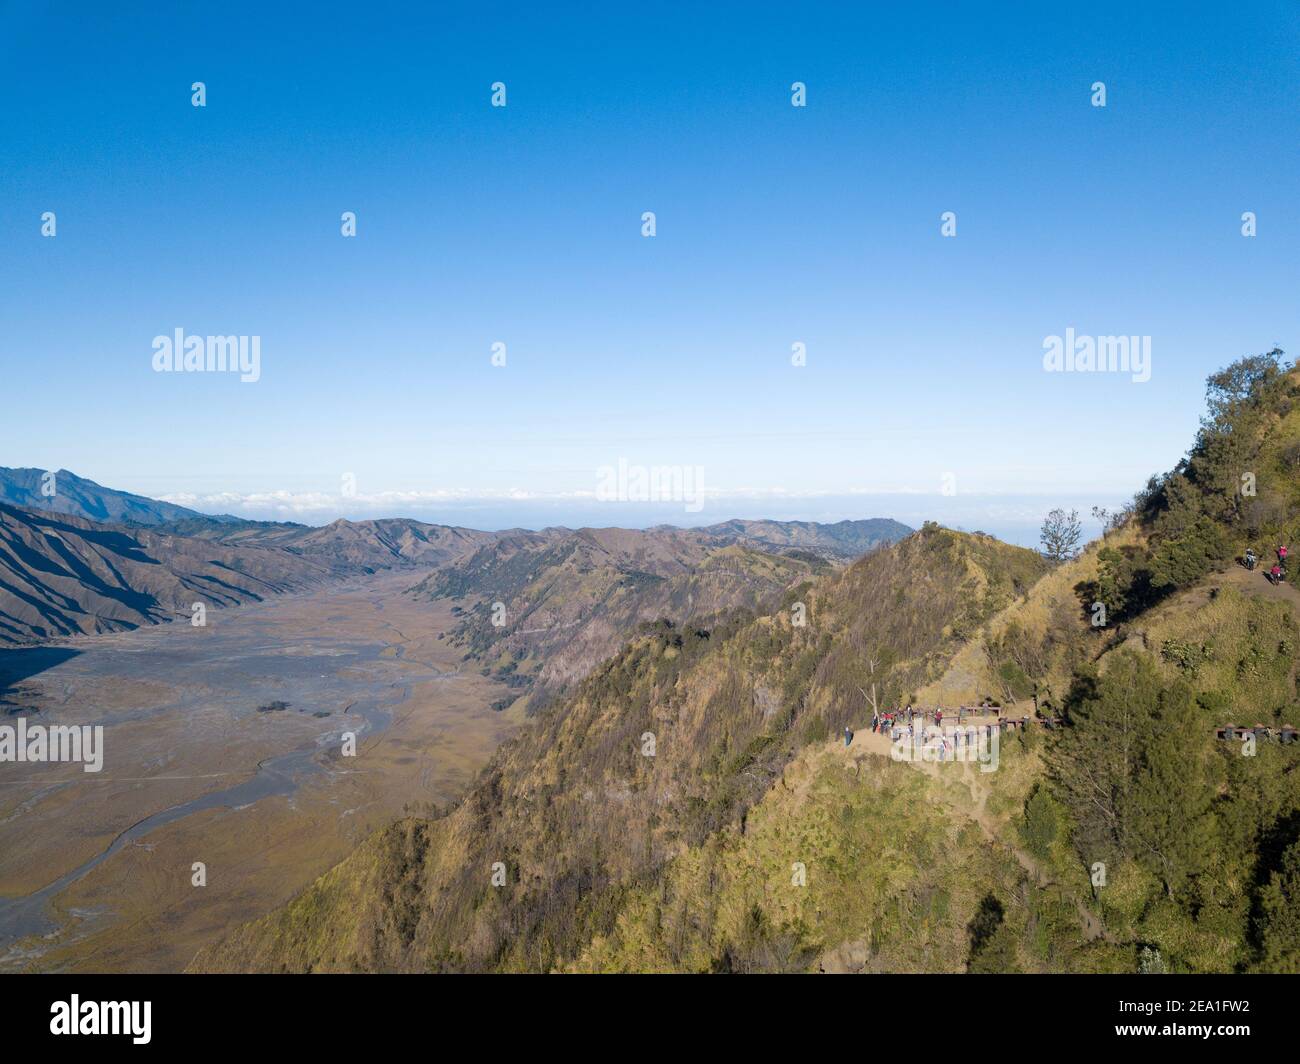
190,350,1300,975
188,523,1047,972
406,520,913,712
0,502,333,643
0,476,913,649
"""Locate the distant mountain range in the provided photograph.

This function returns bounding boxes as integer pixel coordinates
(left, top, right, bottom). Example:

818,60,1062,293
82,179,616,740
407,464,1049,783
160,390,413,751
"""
663,518,911,561
0,467,240,527
170,515,498,571
0,502,332,642
0,468,912,647
0,505,497,645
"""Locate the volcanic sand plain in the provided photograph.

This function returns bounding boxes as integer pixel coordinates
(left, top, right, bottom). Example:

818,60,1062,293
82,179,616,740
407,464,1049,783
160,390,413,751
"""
0,571,518,972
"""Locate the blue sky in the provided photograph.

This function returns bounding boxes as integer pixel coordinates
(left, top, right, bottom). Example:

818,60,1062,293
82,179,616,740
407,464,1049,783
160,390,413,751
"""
2,1,1297,544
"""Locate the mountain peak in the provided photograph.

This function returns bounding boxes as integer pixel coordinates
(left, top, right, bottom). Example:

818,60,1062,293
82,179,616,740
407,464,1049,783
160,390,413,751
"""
0,466,217,527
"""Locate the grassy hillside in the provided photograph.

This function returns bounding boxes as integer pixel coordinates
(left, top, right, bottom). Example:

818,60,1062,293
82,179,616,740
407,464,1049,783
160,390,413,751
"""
193,352,1300,975
566,739,1053,973
192,527,1041,972
922,352,1300,972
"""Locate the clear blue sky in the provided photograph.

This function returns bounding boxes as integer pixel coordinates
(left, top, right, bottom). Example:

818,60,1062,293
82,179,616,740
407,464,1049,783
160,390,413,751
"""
2,1,1297,543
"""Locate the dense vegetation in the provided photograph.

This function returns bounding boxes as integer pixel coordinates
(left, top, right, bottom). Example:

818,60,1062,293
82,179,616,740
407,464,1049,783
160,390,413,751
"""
1025,351,1300,971
1090,349,1295,622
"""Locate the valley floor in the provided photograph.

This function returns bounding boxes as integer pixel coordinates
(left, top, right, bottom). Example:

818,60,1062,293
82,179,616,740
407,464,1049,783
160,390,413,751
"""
0,572,519,972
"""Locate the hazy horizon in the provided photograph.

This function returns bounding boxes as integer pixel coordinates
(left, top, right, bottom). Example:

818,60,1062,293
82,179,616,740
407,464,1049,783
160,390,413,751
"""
151,489,1119,549
2,461,1123,548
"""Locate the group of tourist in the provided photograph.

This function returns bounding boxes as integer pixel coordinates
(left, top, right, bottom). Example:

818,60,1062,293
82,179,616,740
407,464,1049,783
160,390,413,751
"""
1248,543,1289,584
1269,543,1289,585
869,702,999,736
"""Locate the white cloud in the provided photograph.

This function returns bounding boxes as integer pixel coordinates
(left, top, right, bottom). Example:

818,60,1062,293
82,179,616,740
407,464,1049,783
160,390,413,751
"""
160,483,1010,518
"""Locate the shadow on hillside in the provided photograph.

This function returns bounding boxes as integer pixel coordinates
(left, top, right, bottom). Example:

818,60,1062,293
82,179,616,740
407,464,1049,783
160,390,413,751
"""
0,647,80,713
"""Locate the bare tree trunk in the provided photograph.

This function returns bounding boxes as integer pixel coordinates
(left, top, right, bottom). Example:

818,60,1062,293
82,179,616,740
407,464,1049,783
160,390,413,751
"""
858,654,882,718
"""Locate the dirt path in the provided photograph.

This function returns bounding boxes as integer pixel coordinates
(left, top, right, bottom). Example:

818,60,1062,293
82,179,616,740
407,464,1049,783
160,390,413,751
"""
1218,561,1300,609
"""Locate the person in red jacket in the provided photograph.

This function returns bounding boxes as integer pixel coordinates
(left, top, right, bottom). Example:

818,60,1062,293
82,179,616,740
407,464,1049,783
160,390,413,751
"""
1278,544,1289,565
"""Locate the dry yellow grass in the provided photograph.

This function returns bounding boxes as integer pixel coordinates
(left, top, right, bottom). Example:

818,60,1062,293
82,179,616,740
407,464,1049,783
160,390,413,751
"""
917,525,1147,707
